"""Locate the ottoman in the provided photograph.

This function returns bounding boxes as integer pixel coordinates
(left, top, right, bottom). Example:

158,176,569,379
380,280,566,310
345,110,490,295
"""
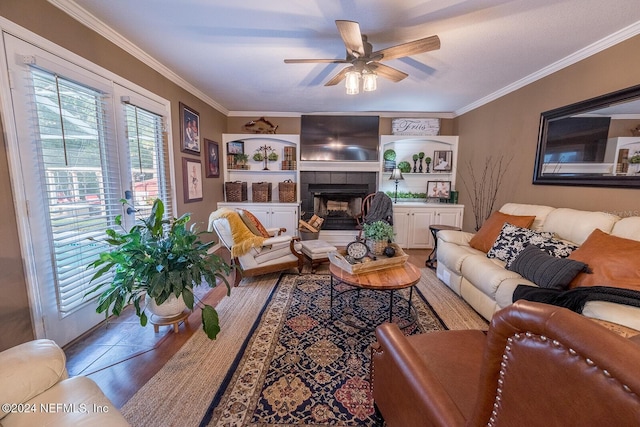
300,239,337,273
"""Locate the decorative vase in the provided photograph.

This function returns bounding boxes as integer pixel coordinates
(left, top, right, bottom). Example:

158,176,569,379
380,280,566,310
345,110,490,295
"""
419,159,423,173
147,294,187,319
366,239,387,256
413,160,417,173
426,162,431,173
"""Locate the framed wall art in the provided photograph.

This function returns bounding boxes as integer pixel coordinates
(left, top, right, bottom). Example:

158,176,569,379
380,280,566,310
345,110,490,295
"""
180,102,200,154
427,181,451,199
433,150,453,172
226,140,244,154
183,158,203,203
205,139,220,178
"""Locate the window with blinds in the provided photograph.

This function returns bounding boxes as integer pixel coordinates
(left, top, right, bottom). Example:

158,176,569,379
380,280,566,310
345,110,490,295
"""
30,67,121,316
125,103,173,219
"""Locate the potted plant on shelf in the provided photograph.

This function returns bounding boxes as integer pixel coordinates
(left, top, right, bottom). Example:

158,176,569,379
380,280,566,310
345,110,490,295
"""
363,220,395,256
86,198,233,340
235,153,249,169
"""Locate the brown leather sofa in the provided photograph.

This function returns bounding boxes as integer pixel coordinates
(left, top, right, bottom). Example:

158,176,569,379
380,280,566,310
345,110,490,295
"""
371,300,640,427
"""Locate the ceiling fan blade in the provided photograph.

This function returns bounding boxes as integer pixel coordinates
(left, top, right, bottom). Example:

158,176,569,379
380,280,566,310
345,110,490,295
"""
372,35,440,61
369,63,408,82
324,67,352,86
284,59,350,64
335,20,365,58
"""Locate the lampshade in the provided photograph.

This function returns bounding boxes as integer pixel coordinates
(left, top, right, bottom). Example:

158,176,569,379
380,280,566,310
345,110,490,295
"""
389,168,404,181
362,70,377,92
345,70,360,95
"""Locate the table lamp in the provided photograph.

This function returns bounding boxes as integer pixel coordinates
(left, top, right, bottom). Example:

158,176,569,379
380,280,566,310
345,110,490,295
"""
389,168,404,203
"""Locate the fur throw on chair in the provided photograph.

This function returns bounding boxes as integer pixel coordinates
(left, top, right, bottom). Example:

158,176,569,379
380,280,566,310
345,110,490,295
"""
209,208,266,257
364,192,394,225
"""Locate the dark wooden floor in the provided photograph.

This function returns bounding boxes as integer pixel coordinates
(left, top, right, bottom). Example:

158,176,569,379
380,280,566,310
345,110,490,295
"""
64,247,431,408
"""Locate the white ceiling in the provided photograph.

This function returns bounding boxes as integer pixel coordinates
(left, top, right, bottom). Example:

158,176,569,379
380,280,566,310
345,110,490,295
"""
57,0,640,116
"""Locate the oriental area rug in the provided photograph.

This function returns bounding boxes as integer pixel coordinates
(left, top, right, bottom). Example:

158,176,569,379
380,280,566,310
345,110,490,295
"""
121,268,488,427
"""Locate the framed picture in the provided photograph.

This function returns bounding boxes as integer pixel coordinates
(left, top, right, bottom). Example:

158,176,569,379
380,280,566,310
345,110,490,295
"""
433,150,453,172
180,102,200,154
183,158,203,203
205,139,220,178
226,140,244,154
427,181,451,199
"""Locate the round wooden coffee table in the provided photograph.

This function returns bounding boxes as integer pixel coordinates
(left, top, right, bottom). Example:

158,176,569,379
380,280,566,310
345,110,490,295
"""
329,261,422,330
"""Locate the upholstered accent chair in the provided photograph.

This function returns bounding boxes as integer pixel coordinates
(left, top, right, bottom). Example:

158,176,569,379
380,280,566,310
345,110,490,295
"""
209,208,304,286
371,300,640,427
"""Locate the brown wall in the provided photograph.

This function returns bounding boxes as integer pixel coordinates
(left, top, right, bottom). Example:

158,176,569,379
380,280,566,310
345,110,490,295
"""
0,0,228,350
454,34,640,231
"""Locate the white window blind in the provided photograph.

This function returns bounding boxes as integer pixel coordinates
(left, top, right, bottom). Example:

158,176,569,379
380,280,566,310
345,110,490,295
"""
29,67,121,316
125,103,173,218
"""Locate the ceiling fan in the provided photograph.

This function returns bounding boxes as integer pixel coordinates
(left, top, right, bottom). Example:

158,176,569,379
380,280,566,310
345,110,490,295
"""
284,20,440,88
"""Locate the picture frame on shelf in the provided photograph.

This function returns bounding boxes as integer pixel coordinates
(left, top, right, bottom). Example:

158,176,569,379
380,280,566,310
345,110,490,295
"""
179,102,200,155
433,150,453,172
227,141,244,154
205,139,220,178
427,181,451,199
183,158,203,203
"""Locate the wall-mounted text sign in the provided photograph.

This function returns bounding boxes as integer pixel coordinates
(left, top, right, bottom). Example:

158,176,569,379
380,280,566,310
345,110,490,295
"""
391,118,440,136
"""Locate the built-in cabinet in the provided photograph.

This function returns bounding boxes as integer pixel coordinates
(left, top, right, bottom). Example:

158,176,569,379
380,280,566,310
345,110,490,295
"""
392,203,464,249
220,134,301,235
378,135,459,198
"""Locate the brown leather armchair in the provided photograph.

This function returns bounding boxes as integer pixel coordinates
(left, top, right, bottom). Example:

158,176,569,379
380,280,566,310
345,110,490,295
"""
371,300,640,427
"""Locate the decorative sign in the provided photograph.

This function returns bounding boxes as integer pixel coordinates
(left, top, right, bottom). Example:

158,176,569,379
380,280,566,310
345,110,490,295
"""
391,118,440,136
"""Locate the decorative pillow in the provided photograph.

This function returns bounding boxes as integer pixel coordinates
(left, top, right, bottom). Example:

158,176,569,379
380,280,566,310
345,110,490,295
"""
568,229,640,291
531,237,578,259
487,223,553,265
238,209,271,238
508,245,588,290
469,211,536,253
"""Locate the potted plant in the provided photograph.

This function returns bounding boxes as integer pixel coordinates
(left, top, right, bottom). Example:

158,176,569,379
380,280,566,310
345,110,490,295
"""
235,153,249,169
87,199,233,340
383,149,397,171
363,220,395,255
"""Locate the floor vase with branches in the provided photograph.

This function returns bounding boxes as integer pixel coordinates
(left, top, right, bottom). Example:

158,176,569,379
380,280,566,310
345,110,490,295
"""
460,155,513,231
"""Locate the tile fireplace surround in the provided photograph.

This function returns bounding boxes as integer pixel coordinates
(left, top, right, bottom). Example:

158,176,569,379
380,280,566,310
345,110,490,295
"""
300,171,377,230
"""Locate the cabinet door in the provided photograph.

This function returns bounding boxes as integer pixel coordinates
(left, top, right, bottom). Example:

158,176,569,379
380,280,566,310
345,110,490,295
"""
392,207,411,248
270,205,299,236
435,208,462,228
409,210,436,248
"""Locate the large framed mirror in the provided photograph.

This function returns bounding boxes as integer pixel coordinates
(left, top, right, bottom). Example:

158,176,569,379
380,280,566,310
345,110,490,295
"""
534,84,640,188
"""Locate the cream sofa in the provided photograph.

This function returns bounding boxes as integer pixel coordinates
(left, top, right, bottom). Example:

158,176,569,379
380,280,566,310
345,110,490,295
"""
436,203,640,330
0,339,130,427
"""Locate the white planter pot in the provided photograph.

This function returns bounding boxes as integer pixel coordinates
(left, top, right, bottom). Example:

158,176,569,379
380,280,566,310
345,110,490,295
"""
147,294,187,319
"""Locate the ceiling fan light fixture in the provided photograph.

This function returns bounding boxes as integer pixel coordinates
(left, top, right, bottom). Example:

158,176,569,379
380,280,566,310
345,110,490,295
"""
345,70,360,95
362,70,377,92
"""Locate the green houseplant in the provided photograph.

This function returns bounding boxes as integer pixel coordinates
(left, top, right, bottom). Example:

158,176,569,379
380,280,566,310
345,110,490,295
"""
87,199,232,339
363,220,395,255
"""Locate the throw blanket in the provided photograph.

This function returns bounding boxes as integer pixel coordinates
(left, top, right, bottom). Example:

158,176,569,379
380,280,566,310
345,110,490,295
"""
209,208,265,258
364,191,393,225
513,285,640,313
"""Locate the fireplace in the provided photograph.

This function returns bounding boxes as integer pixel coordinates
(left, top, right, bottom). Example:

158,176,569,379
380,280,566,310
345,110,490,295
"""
300,172,377,230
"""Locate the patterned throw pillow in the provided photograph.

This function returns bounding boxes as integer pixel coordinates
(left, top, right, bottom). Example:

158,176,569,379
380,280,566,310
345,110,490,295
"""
487,223,553,265
238,209,271,238
531,237,578,259
508,245,588,290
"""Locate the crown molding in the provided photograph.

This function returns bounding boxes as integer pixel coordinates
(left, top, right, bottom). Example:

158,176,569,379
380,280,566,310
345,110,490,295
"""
48,0,229,115
228,111,456,119
454,20,640,117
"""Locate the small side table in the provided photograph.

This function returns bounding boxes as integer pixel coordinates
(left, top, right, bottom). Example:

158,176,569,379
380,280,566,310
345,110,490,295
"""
425,224,461,269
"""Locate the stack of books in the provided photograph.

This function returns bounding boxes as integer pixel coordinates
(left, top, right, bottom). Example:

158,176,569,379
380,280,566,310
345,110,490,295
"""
281,146,297,170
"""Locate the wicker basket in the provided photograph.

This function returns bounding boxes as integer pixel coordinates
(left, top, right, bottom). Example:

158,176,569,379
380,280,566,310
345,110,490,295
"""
278,180,296,203
252,182,272,202
225,181,247,202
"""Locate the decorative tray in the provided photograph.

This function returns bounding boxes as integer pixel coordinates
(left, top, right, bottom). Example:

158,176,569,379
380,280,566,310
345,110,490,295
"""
328,243,408,275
